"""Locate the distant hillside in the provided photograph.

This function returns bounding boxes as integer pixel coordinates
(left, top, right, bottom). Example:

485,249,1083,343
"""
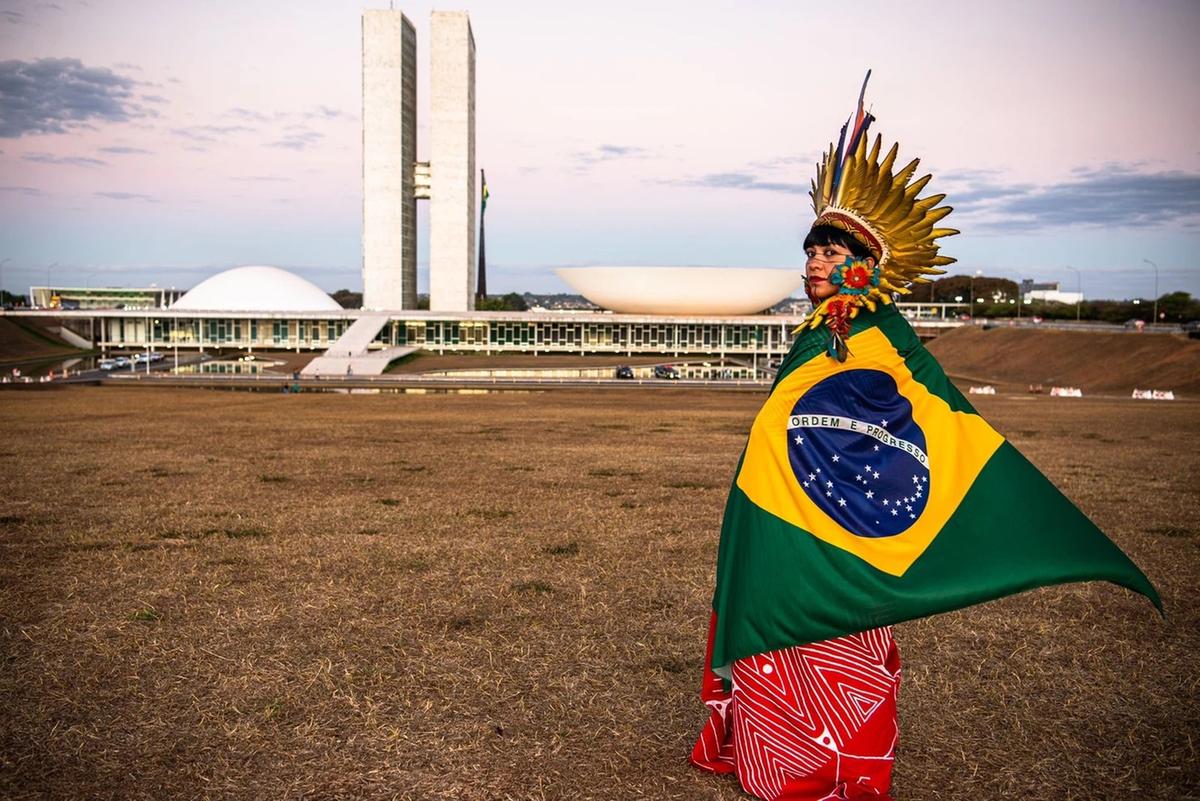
927,325,1200,395
0,317,82,365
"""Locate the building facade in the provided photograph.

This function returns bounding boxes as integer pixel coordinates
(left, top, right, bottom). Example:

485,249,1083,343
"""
429,11,477,312
8,304,964,359
361,9,477,313
362,10,419,311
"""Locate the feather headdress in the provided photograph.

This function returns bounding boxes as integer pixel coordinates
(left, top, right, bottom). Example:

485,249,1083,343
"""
803,72,959,359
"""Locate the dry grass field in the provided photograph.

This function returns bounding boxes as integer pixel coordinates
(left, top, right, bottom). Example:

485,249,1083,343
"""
1,386,1196,800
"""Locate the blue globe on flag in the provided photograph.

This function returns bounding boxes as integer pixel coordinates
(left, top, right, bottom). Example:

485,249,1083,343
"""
786,370,930,538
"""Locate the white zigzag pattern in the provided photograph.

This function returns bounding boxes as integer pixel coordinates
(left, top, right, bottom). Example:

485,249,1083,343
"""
729,627,898,800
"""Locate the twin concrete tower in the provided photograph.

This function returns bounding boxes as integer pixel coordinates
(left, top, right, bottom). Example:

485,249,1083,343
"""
362,10,477,311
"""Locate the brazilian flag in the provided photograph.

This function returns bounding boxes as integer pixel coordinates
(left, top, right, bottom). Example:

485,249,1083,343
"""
710,303,1161,675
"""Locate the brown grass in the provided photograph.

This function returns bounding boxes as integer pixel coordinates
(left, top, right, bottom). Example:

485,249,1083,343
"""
0,386,1196,800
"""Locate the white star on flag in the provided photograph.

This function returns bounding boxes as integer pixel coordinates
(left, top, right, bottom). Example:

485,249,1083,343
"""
831,454,840,462
838,498,847,507
866,490,874,499
794,435,803,445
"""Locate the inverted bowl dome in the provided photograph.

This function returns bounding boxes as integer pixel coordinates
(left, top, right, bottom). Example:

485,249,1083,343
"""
556,266,804,315
173,265,341,312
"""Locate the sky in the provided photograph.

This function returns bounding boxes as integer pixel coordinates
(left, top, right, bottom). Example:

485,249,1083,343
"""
1,0,1199,301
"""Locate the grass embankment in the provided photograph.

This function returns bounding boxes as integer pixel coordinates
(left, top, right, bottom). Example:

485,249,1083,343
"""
0,317,87,366
929,325,1200,394
0,388,1195,799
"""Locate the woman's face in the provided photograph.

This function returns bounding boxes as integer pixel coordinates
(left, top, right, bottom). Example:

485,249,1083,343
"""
804,242,874,301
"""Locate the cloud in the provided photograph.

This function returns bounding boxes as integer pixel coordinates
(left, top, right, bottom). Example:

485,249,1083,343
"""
746,153,824,171
0,58,151,138
304,105,351,121
224,107,271,123
22,151,107,167
230,175,291,182
662,171,805,194
169,124,256,143
952,166,1200,231
2,10,26,24
265,130,323,150
223,104,354,125
571,143,651,171
0,185,44,196
98,145,151,155
94,191,157,202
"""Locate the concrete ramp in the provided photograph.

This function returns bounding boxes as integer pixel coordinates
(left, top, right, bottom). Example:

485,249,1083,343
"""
302,315,415,377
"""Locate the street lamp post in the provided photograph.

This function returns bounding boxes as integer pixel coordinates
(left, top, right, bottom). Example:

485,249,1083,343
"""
44,262,59,307
0,258,9,306
1064,265,1082,322
1143,258,1159,327
969,269,982,309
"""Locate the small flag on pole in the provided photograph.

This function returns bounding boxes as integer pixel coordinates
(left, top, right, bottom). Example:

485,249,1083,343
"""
476,169,488,302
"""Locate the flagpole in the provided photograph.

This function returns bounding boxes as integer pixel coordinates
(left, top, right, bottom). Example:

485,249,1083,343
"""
476,169,488,304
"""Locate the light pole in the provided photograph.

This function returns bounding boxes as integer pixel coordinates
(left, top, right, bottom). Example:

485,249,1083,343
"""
44,262,59,308
969,269,982,309
0,258,9,306
1143,258,1159,327
1064,265,1082,322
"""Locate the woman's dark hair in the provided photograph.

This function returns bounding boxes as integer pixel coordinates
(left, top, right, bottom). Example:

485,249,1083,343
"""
803,224,873,259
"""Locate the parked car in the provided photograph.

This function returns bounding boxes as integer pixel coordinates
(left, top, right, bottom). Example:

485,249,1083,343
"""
98,358,117,371
614,365,634,380
113,356,131,368
653,365,680,380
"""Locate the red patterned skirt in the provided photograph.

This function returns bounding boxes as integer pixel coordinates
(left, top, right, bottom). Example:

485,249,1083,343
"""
691,614,901,801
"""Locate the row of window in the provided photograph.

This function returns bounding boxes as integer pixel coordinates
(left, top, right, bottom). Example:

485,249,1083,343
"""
140,319,350,345
376,321,782,349
109,318,789,353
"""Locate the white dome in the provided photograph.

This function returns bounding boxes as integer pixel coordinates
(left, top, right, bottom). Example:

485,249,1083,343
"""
173,266,342,312
556,266,805,315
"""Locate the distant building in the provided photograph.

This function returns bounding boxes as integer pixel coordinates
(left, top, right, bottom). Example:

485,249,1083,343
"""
1021,279,1082,305
28,285,184,310
362,9,477,312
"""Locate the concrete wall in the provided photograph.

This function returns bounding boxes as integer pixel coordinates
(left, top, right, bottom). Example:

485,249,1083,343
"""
362,10,418,311
429,11,477,312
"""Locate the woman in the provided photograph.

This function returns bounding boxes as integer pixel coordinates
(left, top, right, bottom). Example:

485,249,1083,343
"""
689,75,1158,800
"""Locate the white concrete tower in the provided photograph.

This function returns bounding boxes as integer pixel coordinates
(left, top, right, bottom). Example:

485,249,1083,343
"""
362,10,418,310
429,11,477,311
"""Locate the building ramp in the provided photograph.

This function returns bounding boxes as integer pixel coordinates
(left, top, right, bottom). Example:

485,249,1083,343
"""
301,314,414,377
